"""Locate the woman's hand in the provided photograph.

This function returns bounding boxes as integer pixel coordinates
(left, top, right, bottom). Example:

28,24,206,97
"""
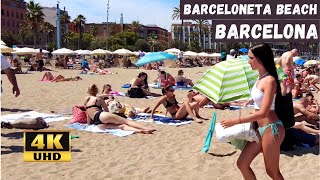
220,119,239,128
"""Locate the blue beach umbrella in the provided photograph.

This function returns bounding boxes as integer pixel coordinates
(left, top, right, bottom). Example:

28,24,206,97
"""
294,59,306,66
135,52,177,66
238,48,248,53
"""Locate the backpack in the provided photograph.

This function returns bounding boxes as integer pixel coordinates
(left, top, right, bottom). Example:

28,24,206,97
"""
69,106,87,124
275,92,295,129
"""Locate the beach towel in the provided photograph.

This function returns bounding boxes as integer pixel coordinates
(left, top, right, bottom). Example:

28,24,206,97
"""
122,84,131,88
128,113,192,126
65,123,135,137
1,111,70,123
150,83,193,90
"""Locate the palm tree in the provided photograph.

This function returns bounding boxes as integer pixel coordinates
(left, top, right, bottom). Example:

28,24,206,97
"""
64,30,73,49
73,14,86,49
60,11,71,47
129,20,141,36
41,22,55,47
172,6,184,49
193,20,209,51
26,0,44,48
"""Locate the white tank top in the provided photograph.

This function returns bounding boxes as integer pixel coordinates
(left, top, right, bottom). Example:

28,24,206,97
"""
251,80,276,110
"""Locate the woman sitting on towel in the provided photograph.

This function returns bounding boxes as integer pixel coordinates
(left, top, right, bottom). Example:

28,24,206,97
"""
175,70,194,87
158,70,175,87
41,72,82,82
128,72,161,98
149,86,204,123
84,84,156,133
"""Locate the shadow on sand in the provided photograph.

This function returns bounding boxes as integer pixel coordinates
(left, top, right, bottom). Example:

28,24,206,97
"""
1,108,33,113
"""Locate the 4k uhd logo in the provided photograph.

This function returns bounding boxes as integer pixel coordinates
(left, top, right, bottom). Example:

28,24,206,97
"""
24,130,71,162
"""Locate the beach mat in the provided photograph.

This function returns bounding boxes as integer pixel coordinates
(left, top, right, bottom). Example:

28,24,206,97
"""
1,111,71,123
149,84,193,90
65,123,135,137
129,113,192,126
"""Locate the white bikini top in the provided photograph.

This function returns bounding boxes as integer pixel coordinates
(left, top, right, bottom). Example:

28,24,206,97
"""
251,80,276,110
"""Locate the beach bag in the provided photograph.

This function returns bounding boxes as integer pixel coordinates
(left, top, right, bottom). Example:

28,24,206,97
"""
69,106,87,124
10,117,49,129
127,88,144,98
215,122,259,143
108,100,126,118
275,92,295,129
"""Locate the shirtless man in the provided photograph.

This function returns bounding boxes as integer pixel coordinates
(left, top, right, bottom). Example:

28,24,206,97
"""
277,49,298,95
293,97,319,126
36,49,44,72
304,74,320,93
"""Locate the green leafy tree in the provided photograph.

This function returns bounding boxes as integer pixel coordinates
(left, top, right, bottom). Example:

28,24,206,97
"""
129,21,141,35
26,0,44,47
41,22,55,46
134,39,150,52
193,20,209,51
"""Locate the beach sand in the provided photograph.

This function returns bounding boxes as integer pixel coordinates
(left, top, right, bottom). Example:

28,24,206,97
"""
1,67,319,180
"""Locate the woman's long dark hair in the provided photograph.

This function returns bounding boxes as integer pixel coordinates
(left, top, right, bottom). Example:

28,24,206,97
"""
138,72,149,90
250,44,281,94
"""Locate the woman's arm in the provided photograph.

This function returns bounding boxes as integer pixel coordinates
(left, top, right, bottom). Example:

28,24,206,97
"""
99,97,110,112
150,97,165,118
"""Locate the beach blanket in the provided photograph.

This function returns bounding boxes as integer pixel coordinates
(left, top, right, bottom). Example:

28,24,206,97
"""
149,83,193,90
128,113,192,126
1,111,70,123
65,123,135,137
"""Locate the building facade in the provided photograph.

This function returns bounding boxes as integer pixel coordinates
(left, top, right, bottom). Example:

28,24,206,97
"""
171,22,218,51
1,0,27,34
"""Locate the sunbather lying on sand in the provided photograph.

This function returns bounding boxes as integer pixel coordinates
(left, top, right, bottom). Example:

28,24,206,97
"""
85,84,156,134
41,72,82,82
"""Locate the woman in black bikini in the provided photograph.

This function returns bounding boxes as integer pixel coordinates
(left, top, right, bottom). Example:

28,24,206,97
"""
84,84,156,134
128,72,161,98
150,86,204,123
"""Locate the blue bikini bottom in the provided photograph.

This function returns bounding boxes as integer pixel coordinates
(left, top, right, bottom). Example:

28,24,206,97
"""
258,120,283,139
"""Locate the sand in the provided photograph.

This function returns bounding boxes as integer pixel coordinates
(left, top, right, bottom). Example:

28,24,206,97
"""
1,67,319,180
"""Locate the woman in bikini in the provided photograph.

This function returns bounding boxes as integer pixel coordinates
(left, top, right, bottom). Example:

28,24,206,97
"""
175,70,194,87
150,86,204,123
41,72,82,82
221,44,285,180
128,72,161,98
84,84,156,134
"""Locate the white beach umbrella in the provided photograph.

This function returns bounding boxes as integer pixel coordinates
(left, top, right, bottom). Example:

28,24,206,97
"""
36,49,49,53
164,48,180,54
183,51,198,57
90,49,112,55
75,49,91,55
1,45,14,53
132,51,140,56
14,47,37,55
198,52,210,57
304,60,320,67
52,48,75,55
0,40,6,45
113,48,133,56
209,53,221,57
293,56,301,61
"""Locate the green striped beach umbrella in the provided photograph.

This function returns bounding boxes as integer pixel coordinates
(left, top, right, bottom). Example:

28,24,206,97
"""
194,58,258,104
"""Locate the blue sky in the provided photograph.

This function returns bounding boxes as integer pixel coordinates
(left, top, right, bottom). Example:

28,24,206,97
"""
26,0,181,31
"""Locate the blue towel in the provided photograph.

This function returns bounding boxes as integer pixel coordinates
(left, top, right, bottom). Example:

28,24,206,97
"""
151,85,193,90
122,84,131,88
65,123,135,137
129,113,192,126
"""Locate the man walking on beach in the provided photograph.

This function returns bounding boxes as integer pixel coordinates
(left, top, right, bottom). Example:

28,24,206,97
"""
1,54,20,97
36,49,44,72
277,49,298,95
